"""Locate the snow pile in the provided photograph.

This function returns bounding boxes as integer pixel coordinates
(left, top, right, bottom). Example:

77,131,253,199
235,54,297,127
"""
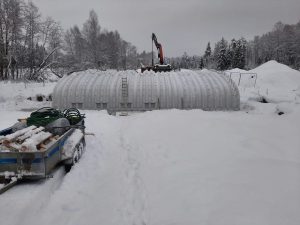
229,60,300,93
236,61,300,114
251,60,300,90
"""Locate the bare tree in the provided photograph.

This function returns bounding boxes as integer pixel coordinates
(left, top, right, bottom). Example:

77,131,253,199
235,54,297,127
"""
0,0,23,79
82,10,101,67
23,1,41,79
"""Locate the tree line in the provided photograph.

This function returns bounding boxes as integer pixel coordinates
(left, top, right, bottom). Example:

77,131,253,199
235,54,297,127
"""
63,10,140,72
171,21,300,71
0,0,143,80
1,0,299,81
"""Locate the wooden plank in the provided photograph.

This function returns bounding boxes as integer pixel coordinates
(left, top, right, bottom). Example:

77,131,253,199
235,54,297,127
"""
17,127,45,142
21,131,53,152
4,126,36,142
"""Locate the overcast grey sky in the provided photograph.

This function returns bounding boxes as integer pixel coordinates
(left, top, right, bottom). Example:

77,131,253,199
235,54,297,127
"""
32,0,300,57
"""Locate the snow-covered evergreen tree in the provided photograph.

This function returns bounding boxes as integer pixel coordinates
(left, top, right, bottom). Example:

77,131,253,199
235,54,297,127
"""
228,38,247,69
216,38,229,70
204,42,211,58
239,37,247,69
199,57,204,69
227,39,236,68
203,42,212,68
234,38,246,69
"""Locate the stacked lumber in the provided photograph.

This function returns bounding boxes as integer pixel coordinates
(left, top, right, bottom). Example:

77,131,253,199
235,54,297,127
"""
0,126,57,152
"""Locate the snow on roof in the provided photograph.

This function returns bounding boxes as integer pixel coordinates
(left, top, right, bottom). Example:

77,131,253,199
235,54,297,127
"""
227,68,248,73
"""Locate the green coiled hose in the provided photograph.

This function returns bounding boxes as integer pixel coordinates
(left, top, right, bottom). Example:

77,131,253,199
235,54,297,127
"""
27,107,64,127
27,107,84,127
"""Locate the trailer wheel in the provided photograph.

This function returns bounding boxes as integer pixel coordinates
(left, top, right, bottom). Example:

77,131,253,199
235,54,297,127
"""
78,142,84,158
64,138,85,173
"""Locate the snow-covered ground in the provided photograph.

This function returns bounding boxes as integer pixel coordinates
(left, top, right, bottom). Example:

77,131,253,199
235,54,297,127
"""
0,61,300,225
0,81,56,111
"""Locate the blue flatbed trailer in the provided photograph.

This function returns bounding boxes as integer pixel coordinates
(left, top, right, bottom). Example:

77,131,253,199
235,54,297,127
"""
0,117,85,194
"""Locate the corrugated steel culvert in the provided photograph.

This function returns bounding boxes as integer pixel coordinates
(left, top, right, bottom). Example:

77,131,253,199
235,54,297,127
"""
52,70,240,112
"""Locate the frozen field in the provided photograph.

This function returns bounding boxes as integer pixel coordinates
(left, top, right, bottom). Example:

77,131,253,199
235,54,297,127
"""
0,61,300,225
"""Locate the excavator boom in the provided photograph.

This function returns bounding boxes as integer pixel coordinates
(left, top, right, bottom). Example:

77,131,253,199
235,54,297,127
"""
141,33,172,73
152,33,164,65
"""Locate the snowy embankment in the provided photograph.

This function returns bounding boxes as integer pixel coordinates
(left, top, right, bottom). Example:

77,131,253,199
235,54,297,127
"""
0,81,56,111
0,61,300,225
227,61,300,115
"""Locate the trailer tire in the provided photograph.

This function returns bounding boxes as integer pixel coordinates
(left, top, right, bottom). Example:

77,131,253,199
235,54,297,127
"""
64,138,85,173
78,142,84,158
64,164,72,173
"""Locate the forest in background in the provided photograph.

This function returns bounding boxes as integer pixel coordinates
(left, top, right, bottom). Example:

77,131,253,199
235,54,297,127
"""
173,21,300,71
0,0,299,81
0,0,141,81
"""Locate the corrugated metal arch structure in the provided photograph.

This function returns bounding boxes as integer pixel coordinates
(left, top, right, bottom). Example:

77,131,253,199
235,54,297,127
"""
52,70,240,112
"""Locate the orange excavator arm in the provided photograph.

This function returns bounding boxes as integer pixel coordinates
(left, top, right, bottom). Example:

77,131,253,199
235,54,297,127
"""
141,33,172,73
152,33,164,65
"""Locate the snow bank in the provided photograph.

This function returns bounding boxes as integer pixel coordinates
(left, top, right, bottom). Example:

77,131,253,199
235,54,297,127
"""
237,61,300,114
0,81,56,111
229,60,300,92
251,60,300,90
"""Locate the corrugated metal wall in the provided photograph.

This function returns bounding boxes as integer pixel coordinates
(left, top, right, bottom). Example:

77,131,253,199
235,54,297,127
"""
52,70,240,112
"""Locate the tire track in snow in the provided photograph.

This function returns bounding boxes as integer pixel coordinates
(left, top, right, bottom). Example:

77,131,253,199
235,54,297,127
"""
1,167,65,225
119,126,149,225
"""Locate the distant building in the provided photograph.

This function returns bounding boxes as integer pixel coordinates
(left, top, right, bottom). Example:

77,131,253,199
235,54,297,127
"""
52,70,240,113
